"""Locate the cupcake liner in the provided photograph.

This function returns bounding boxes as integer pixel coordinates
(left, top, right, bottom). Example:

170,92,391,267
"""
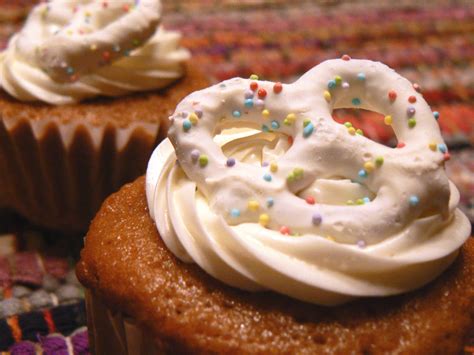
0,115,159,233
85,291,158,355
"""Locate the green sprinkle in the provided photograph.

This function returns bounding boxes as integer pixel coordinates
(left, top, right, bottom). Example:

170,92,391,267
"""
199,155,208,167
250,74,259,80
408,118,417,128
375,156,384,166
344,122,352,128
303,118,311,127
356,129,364,136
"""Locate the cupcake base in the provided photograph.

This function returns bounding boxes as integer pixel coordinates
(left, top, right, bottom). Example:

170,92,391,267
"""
77,176,474,353
0,65,208,233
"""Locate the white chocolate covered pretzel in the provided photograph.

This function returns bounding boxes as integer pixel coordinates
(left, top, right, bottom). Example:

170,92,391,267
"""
147,57,471,305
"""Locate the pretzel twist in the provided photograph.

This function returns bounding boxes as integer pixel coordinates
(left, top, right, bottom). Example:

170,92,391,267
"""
168,58,450,245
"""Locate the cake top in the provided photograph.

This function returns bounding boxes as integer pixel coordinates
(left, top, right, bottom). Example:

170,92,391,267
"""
146,56,471,305
0,0,189,105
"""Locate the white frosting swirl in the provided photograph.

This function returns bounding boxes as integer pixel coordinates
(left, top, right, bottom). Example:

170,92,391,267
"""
146,58,471,305
0,0,189,105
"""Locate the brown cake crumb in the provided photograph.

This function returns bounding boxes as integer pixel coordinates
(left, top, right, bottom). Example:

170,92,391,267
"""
77,176,474,354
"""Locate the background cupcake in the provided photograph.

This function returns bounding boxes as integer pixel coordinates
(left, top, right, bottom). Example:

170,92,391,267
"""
0,0,208,233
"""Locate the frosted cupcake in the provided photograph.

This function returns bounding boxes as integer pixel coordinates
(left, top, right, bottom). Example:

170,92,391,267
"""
78,57,473,353
0,0,208,233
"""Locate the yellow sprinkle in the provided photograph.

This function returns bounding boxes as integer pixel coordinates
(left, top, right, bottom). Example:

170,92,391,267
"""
248,200,259,211
188,113,199,125
323,90,331,102
364,161,375,173
346,200,354,205
66,30,73,36
326,235,335,241
334,75,342,85
259,213,270,227
348,127,356,135
262,109,270,119
384,115,392,125
90,44,97,51
428,142,437,151
270,162,278,172
286,113,296,124
250,74,259,80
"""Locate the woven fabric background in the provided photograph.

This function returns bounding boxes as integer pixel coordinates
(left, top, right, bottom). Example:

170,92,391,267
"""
0,1,472,354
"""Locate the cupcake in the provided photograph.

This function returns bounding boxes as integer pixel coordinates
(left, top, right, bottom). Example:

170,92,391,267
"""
0,0,208,233
77,57,473,353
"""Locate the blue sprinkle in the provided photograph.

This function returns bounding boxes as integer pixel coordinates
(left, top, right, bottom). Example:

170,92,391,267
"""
363,197,370,204
266,197,274,207
327,80,337,89
271,120,280,130
312,212,322,225
244,99,254,108
230,208,241,217
352,98,361,106
438,144,447,153
433,111,440,120
303,123,314,138
66,67,74,75
123,49,130,57
182,119,192,131
357,73,366,81
232,110,241,118
113,44,121,52
358,169,368,178
263,173,272,182
262,124,270,132
226,157,236,167
409,195,419,206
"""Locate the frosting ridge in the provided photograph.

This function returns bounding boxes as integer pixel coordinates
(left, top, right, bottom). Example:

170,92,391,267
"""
146,58,471,305
0,0,189,104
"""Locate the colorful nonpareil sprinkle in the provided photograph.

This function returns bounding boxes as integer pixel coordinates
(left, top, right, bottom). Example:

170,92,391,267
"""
226,157,236,167
232,110,241,118
248,200,260,211
384,115,392,125
357,73,366,81
388,90,397,101
263,173,272,182
305,196,315,205
183,119,192,131
273,82,283,93
409,195,420,206
198,155,208,167
312,213,322,225
259,213,270,226
191,149,200,162
280,226,290,235
266,197,274,207
230,208,241,217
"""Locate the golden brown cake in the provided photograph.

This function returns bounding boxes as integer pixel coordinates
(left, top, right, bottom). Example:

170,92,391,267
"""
0,0,208,233
78,57,473,353
0,65,208,233
77,176,474,354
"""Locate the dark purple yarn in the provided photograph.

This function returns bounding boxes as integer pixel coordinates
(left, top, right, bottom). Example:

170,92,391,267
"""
40,335,69,355
9,341,36,354
71,329,89,354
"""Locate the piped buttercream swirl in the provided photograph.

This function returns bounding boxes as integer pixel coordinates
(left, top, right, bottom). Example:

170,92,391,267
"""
146,58,471,305
0,0,189,105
